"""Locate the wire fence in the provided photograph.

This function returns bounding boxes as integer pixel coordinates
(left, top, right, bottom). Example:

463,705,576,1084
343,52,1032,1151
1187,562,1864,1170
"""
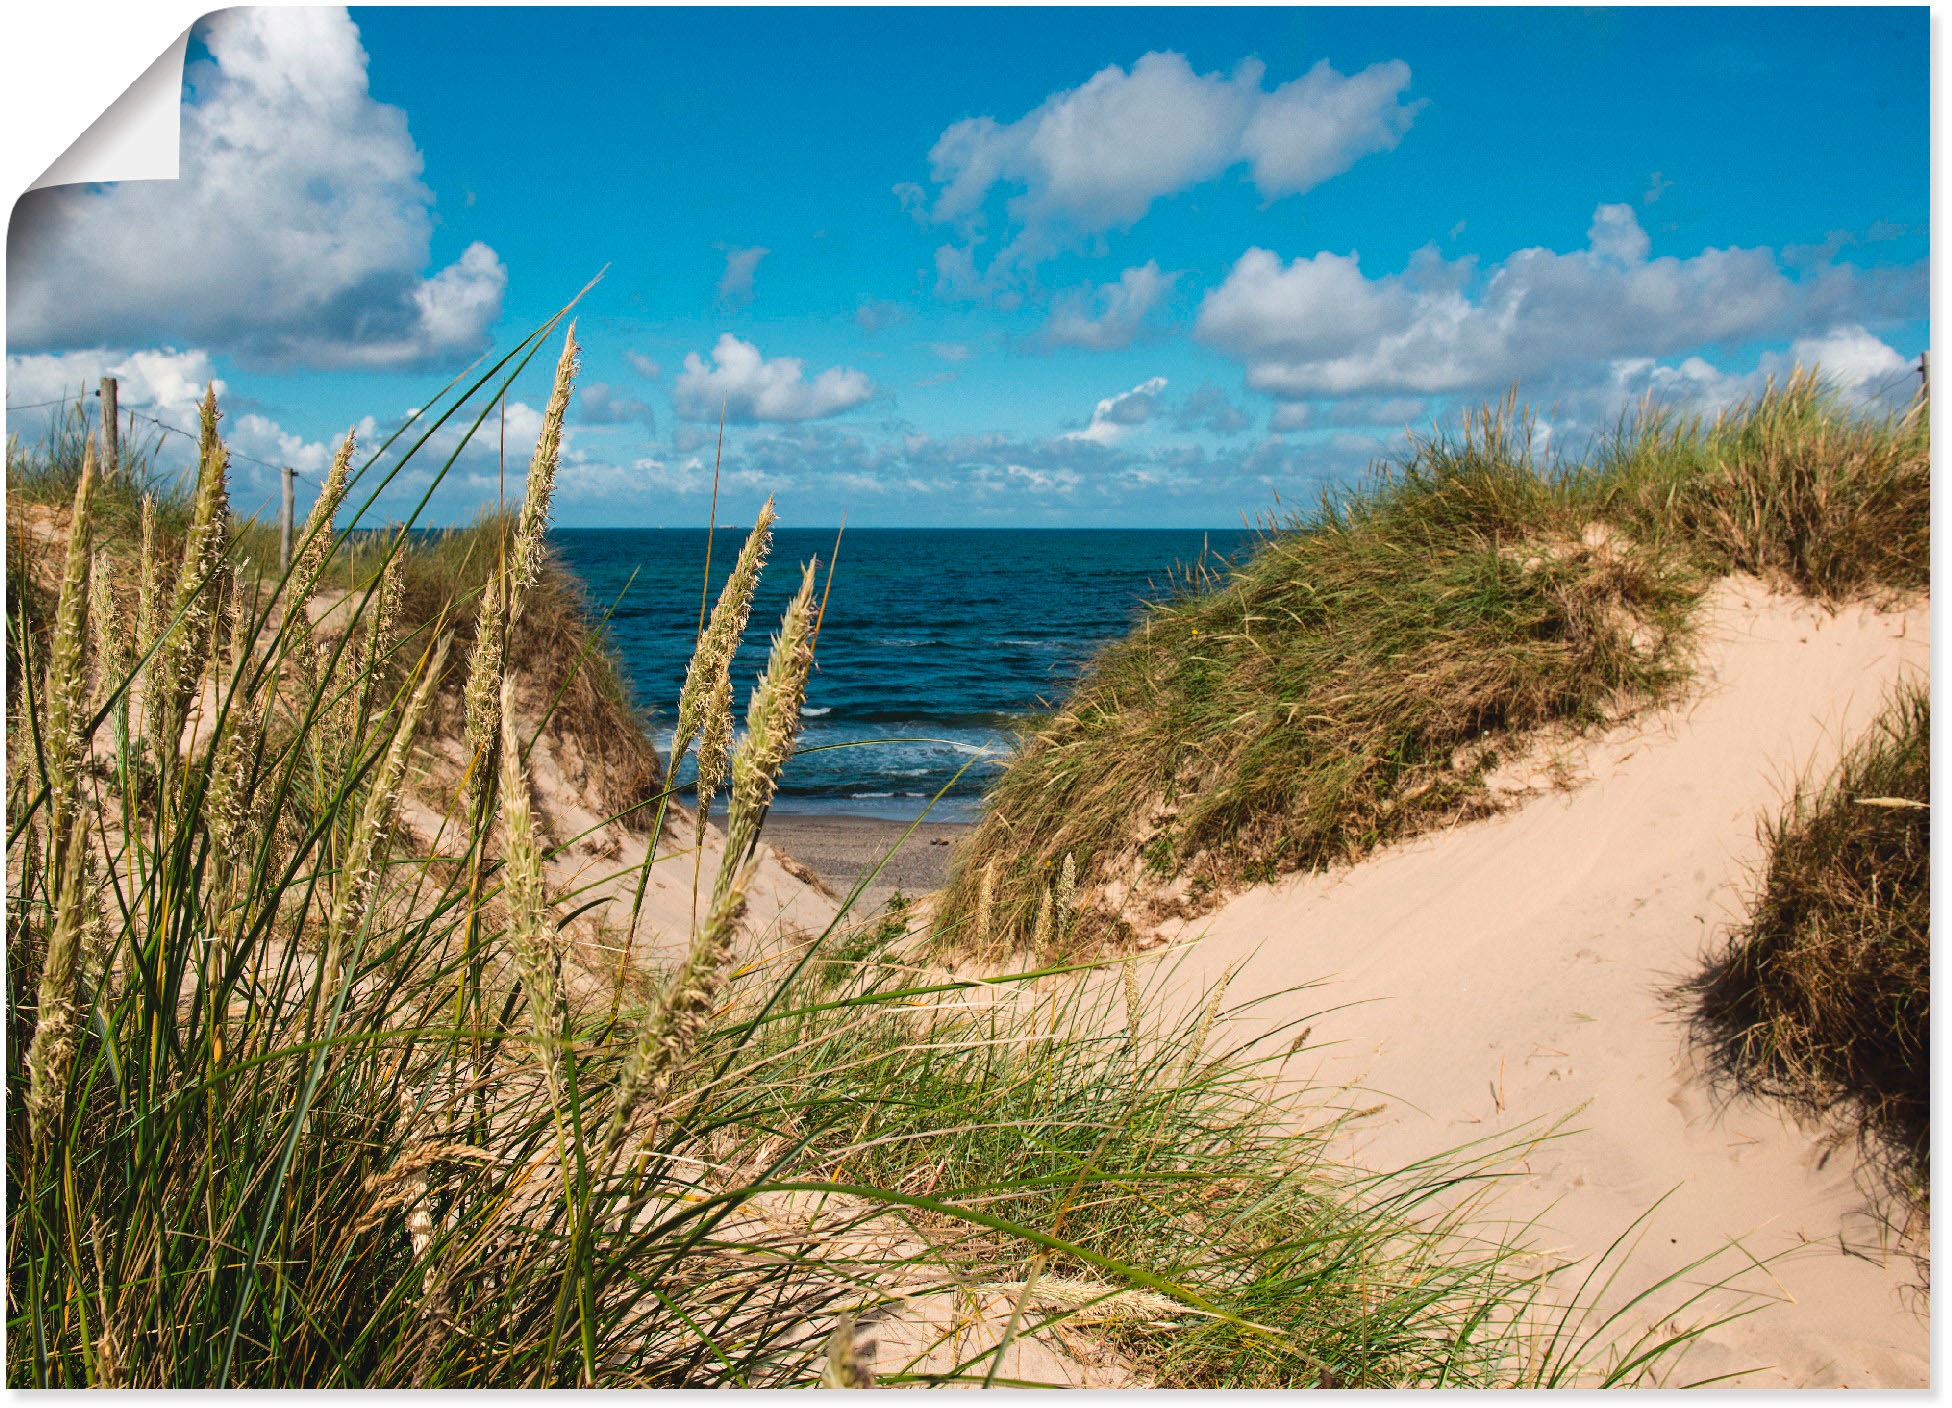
5,389,310,481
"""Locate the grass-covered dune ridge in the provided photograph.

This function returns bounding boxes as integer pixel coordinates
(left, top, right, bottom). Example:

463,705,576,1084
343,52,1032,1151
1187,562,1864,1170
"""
8,403,661,836
1694,681,1930,1189
944,376,1928,958
5,311,1719,1386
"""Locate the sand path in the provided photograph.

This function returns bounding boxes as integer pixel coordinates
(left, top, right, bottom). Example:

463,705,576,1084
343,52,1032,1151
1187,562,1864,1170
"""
1144,577,1929,1387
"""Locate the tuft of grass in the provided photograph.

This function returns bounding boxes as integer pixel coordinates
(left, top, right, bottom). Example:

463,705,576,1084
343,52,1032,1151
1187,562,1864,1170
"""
945,375,1927,958
1589,370,1929,601
741,944,1728,1388
1693,681,1929,1189
6,320,1724,1389
944,400,1697,956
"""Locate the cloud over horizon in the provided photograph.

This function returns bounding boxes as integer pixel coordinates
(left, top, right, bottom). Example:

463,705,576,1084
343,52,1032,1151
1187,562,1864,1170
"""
672,334,876,423
1195,202,1924,403
1067,375,1168,444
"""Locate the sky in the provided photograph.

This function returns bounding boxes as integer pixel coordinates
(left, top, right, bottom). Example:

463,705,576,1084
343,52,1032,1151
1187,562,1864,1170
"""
4,5,1931,529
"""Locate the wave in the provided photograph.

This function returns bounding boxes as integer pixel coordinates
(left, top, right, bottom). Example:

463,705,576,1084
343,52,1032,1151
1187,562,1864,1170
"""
797,709,1029,730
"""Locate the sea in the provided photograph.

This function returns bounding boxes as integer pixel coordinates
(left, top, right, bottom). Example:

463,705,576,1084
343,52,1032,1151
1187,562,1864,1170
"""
552,528,1255,821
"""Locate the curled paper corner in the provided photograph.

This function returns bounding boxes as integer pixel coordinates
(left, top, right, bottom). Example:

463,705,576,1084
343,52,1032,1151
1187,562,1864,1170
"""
30,27,191,192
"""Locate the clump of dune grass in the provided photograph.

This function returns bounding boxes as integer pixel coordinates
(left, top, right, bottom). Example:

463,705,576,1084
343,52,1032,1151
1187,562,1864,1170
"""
944,399,1698,956
8,299,1738,1388
6,318,874,1386
1590,370,1929,601
1693,681,1929,1190
945,375,1927,959
735,942,1732,1387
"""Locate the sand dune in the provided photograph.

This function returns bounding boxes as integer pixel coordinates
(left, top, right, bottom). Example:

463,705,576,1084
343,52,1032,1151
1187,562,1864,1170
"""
1138,577,1929,1387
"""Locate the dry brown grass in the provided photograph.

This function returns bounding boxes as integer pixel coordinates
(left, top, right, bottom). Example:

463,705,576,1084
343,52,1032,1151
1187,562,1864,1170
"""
941,402,1698,958
943,376,1928,961
1693,681,1929,1191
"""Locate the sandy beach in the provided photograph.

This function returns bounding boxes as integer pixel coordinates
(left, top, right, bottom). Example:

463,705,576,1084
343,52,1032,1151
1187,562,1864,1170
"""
760,813,976,917
1132,577,1930,1386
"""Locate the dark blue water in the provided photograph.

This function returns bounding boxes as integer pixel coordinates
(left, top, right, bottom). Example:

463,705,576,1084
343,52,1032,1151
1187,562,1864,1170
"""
552,528,1253,820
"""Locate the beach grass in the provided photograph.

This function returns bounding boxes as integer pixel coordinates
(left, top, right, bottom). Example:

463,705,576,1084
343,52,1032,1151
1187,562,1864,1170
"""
941,375,1928,959
1692,681,1930,1194
4,318,1723,1387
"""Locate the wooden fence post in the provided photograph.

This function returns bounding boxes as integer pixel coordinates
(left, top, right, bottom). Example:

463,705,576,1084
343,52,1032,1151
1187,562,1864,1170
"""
99,375,118,480
280,466,296,572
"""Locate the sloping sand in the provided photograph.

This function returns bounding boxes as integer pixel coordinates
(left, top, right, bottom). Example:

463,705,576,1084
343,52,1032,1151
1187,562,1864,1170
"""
1140,577,1929,1387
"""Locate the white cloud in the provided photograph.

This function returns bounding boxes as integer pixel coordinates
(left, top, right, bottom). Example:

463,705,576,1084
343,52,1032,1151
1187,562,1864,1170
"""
1787,325,1912,395
716,246,769,307
1239,59,1419,198
8,8,505,368
1173,382,1250,435
1067,375,1167,444
231,411,337,476
624,350,663,380
1042,261,1175,350
911,50,1417,289
1607,326,1916,417
672,334,875,423
6,346,221,418
577,382,656,428
1195,202,1922,400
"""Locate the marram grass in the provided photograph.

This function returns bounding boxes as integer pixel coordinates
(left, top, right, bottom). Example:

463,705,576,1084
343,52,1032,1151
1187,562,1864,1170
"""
7,316,1728,1388
1693,680,1930,1193
943,375,1928,958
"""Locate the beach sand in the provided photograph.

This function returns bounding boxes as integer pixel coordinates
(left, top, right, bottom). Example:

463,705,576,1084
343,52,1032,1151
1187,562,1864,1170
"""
1132,576,1930,1387
760,813,975,917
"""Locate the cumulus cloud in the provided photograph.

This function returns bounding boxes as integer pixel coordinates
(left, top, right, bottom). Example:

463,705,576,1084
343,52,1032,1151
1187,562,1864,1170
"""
1607,326,1916,418
1173,382,1250,435
715,246,769,307
577,382,657,428
1067,375,1167,444
3,344,366,502
908,51,1418,289
624,350,663,379
6,346,222,418
1786,325,1915,395
8,7,505,368
1041,261,1175,350
672,334,875,423
1195,202,1924,400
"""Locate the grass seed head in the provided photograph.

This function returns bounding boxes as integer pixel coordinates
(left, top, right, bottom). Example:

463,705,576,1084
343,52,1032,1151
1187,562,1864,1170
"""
26,806,93,1158
322,635,451,1003
510,325,580,609
286,430,353,628
672,497,776,774
720,556,816,896
460,571,509,820
43,444,97,842
496,673,568,1099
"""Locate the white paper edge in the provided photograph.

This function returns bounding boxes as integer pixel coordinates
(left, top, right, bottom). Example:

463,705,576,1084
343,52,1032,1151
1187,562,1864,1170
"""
29,28,193,192
4,1,212,206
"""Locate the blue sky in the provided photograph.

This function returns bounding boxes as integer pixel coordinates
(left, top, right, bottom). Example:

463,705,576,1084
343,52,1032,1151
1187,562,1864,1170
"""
6,5,1929,527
